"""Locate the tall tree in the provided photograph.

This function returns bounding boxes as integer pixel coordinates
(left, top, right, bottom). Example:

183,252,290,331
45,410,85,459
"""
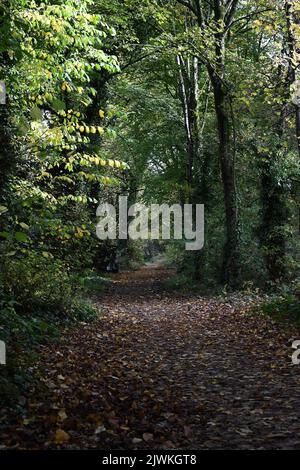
285,0,300,157
175,0,241,287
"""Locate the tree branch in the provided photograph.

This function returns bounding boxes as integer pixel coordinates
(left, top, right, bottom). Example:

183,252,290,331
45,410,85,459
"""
224,0,239,26
225,8,275,32
176,0,198,17
193,0,204,26
120,51,158,72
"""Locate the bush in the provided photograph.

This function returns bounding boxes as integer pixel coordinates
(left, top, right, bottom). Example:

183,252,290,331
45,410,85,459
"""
257,295,300,326
0,253,99,340
119,240,145,270
68,298,99,321
164,241,186,269
1,253,76,315
166,273,197,291
80,275,111,294
252,280,300,326
0,252,99,401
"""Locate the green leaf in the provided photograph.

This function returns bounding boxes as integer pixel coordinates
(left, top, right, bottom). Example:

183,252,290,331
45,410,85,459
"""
51,98,66,112
30,106,43,121
0,231,10,239
15,232,29,243
5,251,17,257
0,205,8,215
19,222,30,230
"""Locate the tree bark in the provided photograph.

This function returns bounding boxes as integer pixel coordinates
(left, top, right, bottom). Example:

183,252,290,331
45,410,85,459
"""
177,53,201,200
285,1,300,235
211,75,240,286
0,3,14,195
209,0,241,287
176,0,241,287
285,0,300,155
0,103,14,194
259,168,288,282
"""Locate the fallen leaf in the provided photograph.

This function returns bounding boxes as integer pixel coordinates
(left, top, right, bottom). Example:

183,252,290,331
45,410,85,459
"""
58,410,67,422
143,432,154,442
132,438,143,444
54,429,70,444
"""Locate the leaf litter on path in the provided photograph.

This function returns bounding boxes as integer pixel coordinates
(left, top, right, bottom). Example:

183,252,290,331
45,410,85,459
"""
1,265,300,450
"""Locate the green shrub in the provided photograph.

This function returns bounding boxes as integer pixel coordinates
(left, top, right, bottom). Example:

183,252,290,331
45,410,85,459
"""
254,280,300,327
253,291,300,326
68,298,98,321
0,252,99,401
119,240,145,270
1,253,76,315
0,304,60,346
164,241,186,269
80,275,111,293
166,273,197,291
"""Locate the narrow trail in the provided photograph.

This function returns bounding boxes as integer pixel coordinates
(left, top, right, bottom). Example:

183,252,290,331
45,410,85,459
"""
1,266,300,450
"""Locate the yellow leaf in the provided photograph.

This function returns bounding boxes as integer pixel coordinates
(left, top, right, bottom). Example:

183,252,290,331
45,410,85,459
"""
99,110,105,119
76,227,84,238
58,410,68,422
54,429,70,444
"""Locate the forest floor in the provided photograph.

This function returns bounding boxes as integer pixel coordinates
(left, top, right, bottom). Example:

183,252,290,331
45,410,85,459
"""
1,265,300,450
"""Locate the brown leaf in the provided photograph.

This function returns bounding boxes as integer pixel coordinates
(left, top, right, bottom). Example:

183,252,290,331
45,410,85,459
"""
162,440,176,449
143,432,154,442
54,429,70,444
184,425,193,438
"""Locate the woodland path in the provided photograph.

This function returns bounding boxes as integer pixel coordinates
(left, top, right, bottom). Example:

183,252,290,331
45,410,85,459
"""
1,265,300,450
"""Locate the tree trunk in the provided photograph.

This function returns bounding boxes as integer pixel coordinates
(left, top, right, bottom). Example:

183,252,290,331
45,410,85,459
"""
177,52,209,279
257,86,291,282
212,77,240,287
285,0,300,156
177,53,201,200
209,1,241,288
0,3,15,196
0,103,14,194
259,160,288,282
175,0,241,288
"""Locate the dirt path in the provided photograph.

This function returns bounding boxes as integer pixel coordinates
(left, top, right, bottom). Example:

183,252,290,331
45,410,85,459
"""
1,266,300,449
